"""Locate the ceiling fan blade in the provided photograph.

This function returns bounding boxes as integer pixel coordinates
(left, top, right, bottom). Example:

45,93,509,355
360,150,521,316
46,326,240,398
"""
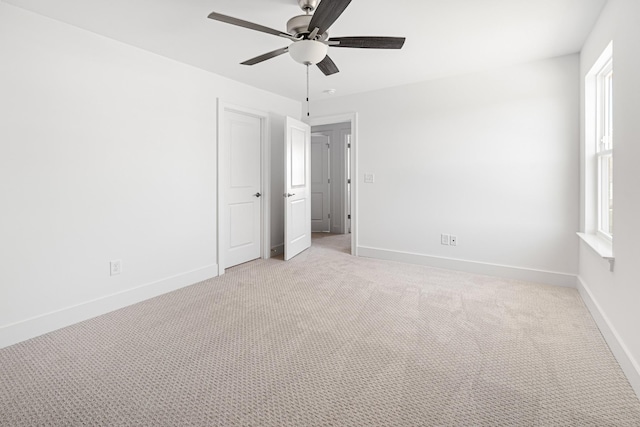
208,11,295,40
329,36,406,49
317,55,339,76
241,47,289,66
307,0,352,35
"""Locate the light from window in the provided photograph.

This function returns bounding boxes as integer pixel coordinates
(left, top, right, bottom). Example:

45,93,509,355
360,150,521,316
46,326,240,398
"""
596,59,613,239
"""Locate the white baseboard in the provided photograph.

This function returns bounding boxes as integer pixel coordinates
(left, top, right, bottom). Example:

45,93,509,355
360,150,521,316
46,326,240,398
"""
577,276,640,399
357,246,577,288
0,264,218,349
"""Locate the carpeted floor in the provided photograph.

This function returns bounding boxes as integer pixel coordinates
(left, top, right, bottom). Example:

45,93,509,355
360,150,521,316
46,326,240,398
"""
1,233,639,426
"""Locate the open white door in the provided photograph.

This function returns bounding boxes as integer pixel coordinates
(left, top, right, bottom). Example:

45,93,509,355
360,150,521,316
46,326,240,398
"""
284,117,311,260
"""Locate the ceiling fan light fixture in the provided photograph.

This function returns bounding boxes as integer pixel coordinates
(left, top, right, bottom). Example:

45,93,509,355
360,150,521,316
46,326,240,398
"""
289,40,328,65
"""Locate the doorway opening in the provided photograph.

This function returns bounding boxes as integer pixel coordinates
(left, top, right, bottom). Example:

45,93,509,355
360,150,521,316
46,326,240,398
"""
311,121,351,235
309,113,357,256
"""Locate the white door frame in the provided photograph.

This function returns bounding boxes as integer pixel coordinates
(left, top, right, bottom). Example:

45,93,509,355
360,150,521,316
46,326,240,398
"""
217,100,271,275
308,112,358,256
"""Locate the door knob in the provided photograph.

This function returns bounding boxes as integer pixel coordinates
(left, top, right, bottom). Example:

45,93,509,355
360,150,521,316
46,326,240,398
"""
254,192,262,198
285,193,296,197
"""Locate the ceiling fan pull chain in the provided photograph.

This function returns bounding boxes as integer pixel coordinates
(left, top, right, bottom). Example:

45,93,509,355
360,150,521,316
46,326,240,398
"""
306,64,310,117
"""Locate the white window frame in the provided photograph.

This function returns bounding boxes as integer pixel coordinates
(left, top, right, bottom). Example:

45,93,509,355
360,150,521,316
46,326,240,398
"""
595,57,613,241
580,42,614,271
583,42,613,244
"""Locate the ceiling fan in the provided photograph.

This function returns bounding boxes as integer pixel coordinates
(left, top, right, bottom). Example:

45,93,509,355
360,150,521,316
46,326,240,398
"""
207,0,406,76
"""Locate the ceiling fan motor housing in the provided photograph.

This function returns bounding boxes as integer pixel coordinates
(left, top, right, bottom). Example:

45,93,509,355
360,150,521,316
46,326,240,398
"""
287,15,329,40
287,15,311,36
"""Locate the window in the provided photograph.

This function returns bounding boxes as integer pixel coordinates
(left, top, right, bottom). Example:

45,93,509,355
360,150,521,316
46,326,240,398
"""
595,56,613,240
584,42,613,249
581,43,614,269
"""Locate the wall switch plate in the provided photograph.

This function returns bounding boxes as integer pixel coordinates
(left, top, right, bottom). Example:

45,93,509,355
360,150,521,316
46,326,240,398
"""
364,173,375,183
450,235,457,246
110,260,122,276
441,234,450,245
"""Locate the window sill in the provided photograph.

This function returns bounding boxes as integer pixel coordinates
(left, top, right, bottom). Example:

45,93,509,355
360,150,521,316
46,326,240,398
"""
577,232,615,271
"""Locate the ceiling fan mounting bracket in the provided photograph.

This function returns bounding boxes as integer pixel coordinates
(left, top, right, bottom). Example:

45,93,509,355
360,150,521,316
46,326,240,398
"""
298,0,318,13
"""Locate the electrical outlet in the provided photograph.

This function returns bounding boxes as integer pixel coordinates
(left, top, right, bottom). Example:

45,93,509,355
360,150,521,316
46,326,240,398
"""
441,234,450,245
110,260,122,276
450,235,457,246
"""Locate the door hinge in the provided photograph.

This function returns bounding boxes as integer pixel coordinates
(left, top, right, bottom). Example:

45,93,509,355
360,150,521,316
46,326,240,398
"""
347,143,351,149
328,178,330,184
348,214,351,219
347,179,351,184
328,213,331,219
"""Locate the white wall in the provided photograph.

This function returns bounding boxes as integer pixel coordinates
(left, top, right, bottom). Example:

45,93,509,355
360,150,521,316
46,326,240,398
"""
312,55,580,285
0,3,300,348
578,0,640,397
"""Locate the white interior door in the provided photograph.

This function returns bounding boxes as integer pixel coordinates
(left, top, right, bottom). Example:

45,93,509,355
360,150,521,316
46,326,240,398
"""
284,117,311,260
311,134,330,232
222,110,262,268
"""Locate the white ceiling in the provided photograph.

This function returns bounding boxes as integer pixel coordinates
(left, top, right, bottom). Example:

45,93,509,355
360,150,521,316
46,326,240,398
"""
4,0,607,101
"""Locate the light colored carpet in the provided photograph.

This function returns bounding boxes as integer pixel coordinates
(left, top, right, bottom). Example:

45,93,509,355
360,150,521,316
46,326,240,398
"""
1,233,639,426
